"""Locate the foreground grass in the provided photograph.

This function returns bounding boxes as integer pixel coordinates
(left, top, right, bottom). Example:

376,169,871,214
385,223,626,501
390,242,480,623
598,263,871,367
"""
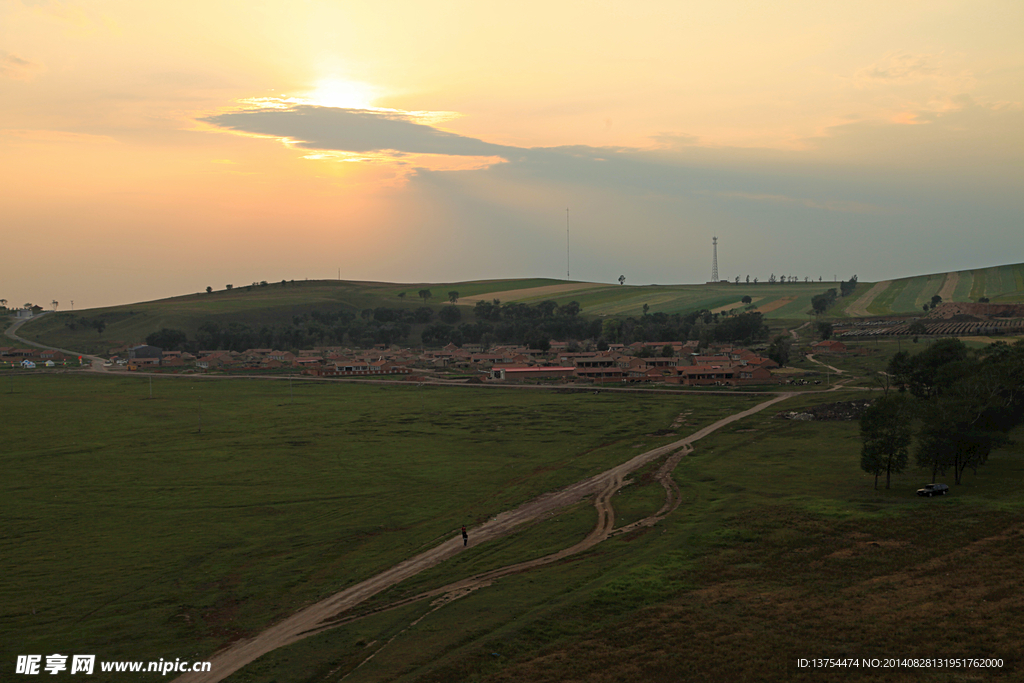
1,374,756,678
225,392,1024,682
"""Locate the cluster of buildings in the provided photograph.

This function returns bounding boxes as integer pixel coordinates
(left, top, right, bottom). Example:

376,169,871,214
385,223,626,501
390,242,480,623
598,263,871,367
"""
105,340,787,387
485,342,781,386
1,347,74,368
5,336,861,386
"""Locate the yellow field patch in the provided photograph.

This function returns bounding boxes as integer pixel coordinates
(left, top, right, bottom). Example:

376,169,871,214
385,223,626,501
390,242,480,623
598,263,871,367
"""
937,272,959,301
754,296,797,313
459,282,608,304
711,297,763,314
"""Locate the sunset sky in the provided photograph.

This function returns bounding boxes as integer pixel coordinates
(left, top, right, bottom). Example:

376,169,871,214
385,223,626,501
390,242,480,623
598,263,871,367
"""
2,0,1022,310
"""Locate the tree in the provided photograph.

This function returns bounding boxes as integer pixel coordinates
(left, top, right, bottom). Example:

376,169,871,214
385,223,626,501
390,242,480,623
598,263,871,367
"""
397,292,406,300
619,275,625,285
558,301,581,318
438,305,461,324
418,289,432,304
888,338,968,399
908,321,927,336
811,288,838,315
734,276,740,284
978,296,989,303
816,321,833,340
753,277,758,284
206,286,212,294
226,284,233,290
661,344,674,357
146,328,187,350
745,275,750,283
448,291,459,304
642,303,650,316
51,300,58,311
766,334,792,366
741,295,752,304
860,393,916,489
930,294,943,309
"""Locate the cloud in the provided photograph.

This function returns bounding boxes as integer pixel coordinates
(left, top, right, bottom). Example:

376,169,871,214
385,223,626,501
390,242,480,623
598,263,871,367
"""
856,51,939,82
202,105,516,158
0,50,42,80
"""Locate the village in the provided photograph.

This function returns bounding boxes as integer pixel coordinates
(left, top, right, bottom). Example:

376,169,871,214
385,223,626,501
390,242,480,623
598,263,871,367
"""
1,337,855,387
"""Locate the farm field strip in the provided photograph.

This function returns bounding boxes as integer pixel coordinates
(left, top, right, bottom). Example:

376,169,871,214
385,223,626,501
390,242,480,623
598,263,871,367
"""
867,278,907,315
953,270,975,300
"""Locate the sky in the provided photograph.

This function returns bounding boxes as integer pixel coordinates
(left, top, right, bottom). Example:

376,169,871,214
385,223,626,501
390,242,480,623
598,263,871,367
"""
2,0,1022,310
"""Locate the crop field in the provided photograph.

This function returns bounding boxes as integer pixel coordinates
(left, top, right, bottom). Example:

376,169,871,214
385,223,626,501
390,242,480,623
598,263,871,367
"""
856,263,1024,316
0,373,757,678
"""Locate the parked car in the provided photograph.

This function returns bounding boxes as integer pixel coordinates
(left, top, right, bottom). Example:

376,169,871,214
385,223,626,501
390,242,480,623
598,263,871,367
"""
917,483,949,497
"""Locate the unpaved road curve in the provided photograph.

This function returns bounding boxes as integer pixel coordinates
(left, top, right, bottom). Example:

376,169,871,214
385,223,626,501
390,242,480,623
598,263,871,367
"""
4,313,109,370
174,392,795,683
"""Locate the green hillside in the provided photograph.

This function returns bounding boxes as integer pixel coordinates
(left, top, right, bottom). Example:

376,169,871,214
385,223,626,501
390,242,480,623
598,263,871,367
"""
11,264,1024,353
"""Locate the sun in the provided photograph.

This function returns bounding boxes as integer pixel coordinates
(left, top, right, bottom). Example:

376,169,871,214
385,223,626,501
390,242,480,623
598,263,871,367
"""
302,78,380,110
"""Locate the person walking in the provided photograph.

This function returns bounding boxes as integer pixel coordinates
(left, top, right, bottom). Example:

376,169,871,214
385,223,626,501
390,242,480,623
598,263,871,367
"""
462,525,468,547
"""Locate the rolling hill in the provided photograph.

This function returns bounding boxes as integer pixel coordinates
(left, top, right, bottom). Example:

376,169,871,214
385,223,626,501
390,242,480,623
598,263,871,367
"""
11,263,1024,353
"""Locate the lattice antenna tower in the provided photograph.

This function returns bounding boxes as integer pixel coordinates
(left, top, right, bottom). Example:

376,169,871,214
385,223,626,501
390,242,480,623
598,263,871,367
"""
711,236,719,282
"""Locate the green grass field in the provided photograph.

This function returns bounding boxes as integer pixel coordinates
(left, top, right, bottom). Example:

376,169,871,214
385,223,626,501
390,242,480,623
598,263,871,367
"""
4,372,1023,681
218,389,1024,683
0,373,757,678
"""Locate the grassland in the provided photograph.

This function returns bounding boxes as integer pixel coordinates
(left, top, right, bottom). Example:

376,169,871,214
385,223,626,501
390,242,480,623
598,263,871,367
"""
0,373,757,678
4,368,1023,682
216,388,1024,683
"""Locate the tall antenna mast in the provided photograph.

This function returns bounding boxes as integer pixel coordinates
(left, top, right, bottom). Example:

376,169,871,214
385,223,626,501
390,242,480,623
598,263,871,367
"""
711,236,719,282
566,207,570,281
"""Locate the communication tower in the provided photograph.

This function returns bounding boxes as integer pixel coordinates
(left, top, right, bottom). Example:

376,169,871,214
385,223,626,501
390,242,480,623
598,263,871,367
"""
711,236,719,282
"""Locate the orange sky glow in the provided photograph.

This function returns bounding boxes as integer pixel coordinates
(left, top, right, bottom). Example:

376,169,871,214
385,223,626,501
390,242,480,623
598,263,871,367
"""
2,0,1021,309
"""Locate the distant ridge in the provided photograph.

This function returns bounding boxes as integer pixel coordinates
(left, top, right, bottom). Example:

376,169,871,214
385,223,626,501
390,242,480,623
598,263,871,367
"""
12,264,1023,353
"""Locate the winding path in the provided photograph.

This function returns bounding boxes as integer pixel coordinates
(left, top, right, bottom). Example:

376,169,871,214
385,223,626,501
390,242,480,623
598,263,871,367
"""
174,392,795,683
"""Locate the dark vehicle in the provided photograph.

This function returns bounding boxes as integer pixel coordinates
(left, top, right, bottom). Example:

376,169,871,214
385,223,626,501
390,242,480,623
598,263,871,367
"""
917,483,949,497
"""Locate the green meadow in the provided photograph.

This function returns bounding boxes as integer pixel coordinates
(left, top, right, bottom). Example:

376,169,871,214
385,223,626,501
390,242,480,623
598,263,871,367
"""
4,372,1023,681
219,389,1024,683
0,373,756,677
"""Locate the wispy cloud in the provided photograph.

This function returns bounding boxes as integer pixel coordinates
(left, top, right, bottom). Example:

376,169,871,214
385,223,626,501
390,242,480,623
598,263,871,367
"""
0,50,42,80
856,51,940,82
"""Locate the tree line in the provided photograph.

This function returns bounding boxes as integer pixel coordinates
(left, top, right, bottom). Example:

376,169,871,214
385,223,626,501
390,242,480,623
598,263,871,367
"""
142,299,771,353
860,339,1024,488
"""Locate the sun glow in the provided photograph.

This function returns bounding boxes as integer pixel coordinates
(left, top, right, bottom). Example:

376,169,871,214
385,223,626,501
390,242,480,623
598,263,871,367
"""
303,78,380,110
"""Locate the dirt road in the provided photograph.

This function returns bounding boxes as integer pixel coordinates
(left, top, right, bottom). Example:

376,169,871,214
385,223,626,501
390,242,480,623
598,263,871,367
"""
174,392,794,683
4,313,109,370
